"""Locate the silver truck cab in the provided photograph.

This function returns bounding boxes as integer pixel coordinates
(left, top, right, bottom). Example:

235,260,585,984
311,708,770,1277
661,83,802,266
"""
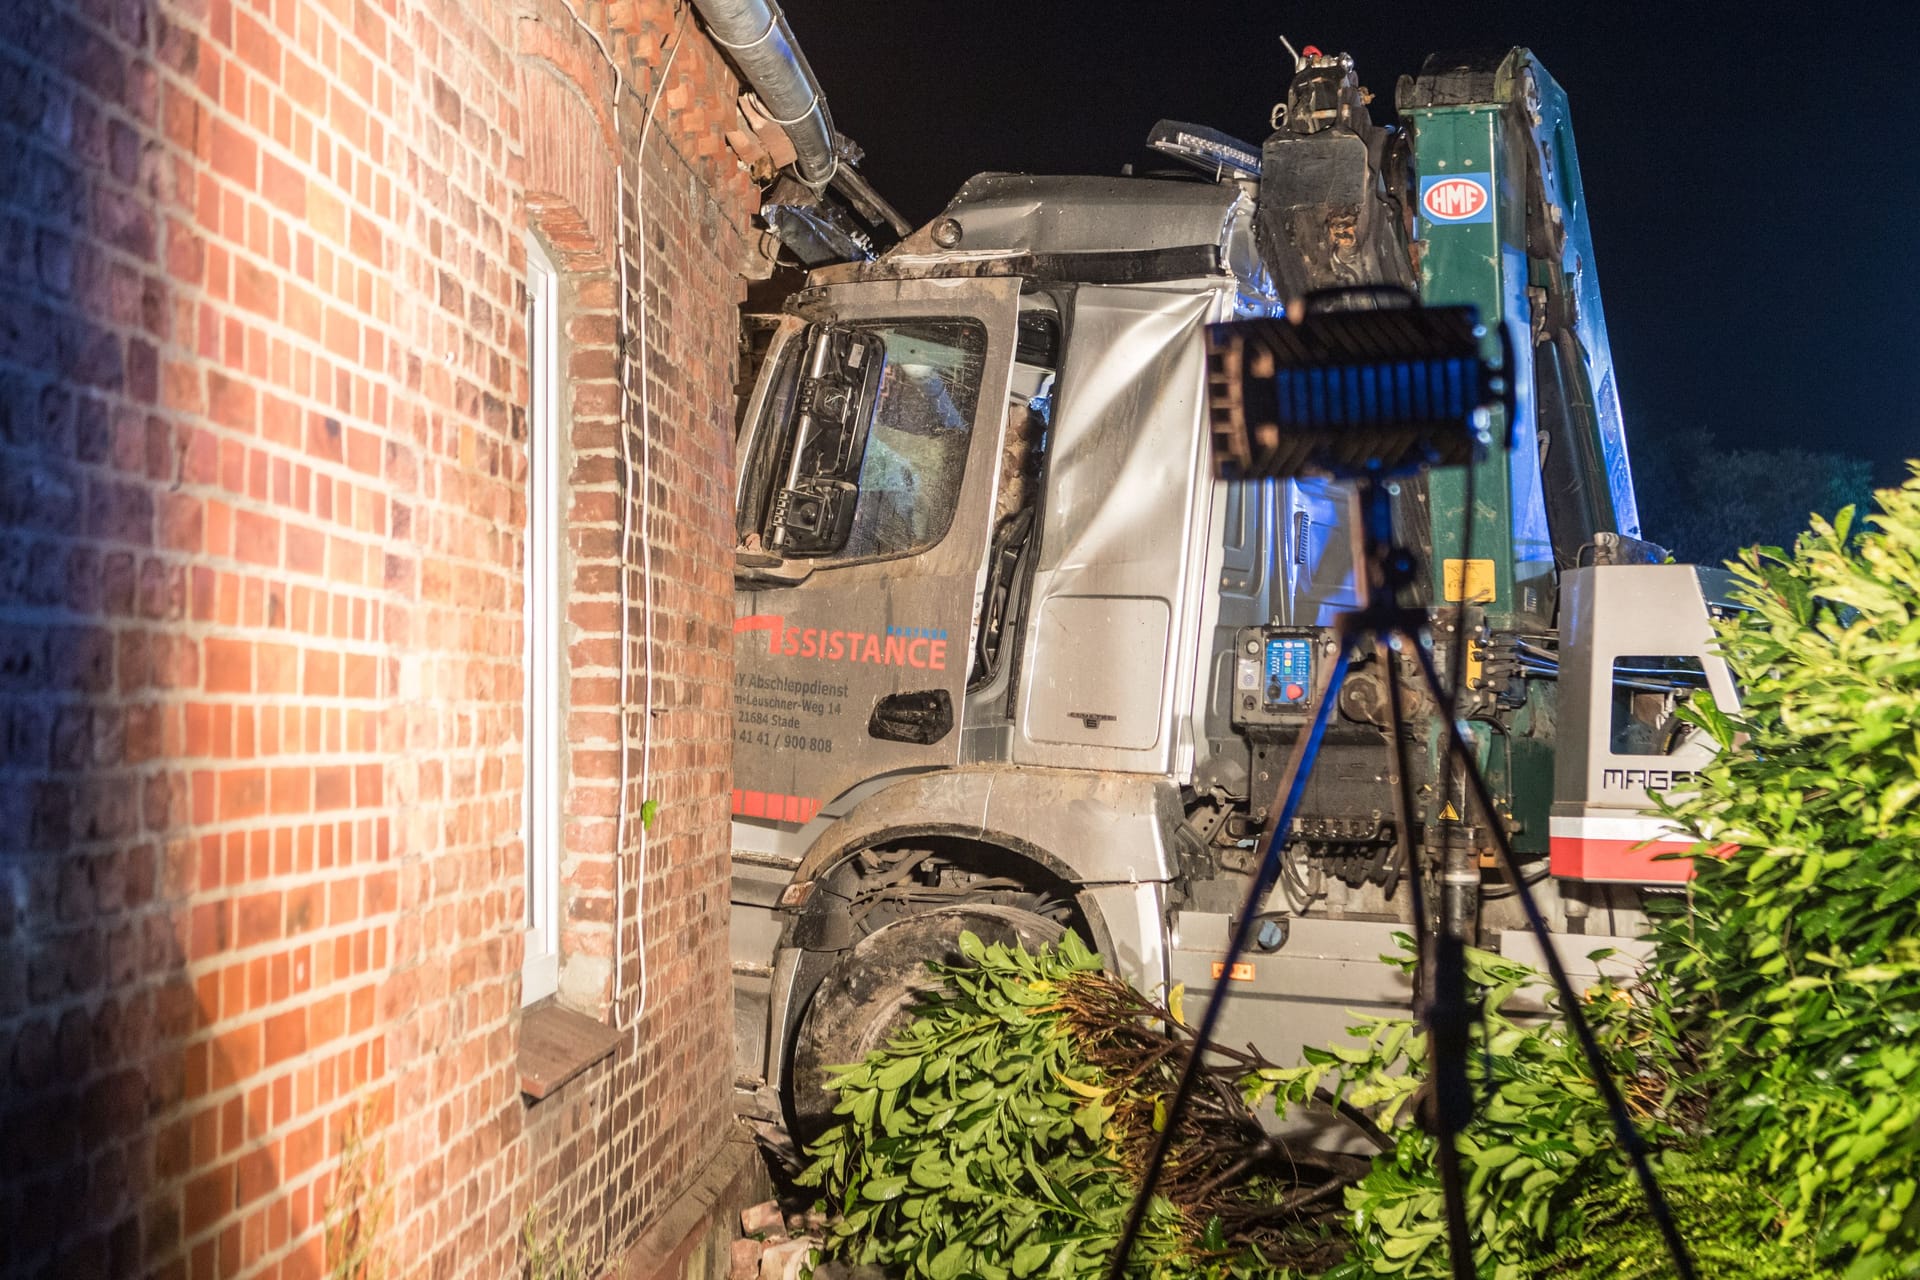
728,164,1735,1140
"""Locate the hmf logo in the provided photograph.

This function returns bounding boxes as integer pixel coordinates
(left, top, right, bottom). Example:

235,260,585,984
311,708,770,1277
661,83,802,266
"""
1421,175,1491,224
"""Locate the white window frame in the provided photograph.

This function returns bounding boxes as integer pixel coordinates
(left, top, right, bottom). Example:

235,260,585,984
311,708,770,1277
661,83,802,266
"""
522,235,563,1006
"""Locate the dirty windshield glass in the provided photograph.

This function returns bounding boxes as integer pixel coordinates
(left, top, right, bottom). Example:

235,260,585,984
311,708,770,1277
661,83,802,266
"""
835,320,986,562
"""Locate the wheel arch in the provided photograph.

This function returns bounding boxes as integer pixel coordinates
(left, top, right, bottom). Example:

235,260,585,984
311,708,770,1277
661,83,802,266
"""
796,823,1120,958
757,767,1182,1107
793,764,1184,887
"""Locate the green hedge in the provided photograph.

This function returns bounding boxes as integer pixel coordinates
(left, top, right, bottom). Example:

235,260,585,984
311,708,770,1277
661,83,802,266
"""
1650,467,1920,1275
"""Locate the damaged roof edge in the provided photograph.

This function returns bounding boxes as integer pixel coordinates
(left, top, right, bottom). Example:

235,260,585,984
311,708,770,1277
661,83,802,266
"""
823,173,1274,301
923,174,1254,259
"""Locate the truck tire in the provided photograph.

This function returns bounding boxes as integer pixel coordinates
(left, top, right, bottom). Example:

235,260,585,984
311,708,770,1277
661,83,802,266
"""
787,903,1066,1143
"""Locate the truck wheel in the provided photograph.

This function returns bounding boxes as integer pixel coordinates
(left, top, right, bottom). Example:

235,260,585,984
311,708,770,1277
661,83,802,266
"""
787,903,1066,1143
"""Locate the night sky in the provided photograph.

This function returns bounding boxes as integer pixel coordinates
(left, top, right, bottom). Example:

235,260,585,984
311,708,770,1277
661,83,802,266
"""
779,1,1919,484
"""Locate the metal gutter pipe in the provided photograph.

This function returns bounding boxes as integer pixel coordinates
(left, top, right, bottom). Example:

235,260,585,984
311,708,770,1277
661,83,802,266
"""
691,0,837,189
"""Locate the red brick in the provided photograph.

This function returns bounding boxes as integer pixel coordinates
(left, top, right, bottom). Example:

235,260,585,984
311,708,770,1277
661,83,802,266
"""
234,893,281,948
341,652,376,699
184,1165,233,1239
284,524,324,576
160,494,206,552
301,648,337,695
313,766,351,811
284,885,324,935
209,119,257,189
261,1011,304,1066
231,258,278,320
267,767,307,816
202,639,250,693
232,511,277,567
217,769,266,821
308,994,343,1046
254,643,296,694
233,10,280,81
317,877,352,926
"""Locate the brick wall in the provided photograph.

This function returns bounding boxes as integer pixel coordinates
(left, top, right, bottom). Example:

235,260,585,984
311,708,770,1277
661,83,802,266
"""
0,0,760,1275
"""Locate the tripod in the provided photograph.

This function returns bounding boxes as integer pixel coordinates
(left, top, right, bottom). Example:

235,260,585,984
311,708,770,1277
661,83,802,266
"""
1107,472,1697,1280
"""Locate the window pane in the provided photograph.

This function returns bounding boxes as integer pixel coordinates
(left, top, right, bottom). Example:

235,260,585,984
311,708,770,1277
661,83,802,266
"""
1608,655,1707,756
839,322,986,561
522,235,561,1006
747,319,989,563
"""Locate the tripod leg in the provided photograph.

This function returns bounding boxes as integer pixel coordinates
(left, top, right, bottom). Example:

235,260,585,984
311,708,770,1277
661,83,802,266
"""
1403,640,1698,1280
1106,645,1353,1280
1427,930,1477,1280
1377,639,1432,949
1382,639,1475,1280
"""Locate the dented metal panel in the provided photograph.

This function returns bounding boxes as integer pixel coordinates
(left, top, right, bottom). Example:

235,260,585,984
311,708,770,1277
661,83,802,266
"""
735,766,1184,1093
788,765,1184,889
844,173,1278,313
927,173,1253,261
1015,285,1219,776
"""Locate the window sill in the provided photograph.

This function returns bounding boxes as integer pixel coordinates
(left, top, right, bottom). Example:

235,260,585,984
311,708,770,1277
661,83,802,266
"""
518,1000,619,1101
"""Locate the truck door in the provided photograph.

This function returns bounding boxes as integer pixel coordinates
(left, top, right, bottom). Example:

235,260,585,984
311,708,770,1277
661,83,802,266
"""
732,277,1021,826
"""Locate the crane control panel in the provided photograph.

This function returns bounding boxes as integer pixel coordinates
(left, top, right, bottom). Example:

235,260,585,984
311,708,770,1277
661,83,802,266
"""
1232,627,1318,727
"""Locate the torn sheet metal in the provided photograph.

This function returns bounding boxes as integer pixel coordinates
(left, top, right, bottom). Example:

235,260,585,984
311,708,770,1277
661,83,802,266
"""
1015,284,1219,776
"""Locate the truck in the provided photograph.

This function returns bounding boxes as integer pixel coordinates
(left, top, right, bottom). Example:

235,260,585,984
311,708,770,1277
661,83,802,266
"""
726,47,1742,1142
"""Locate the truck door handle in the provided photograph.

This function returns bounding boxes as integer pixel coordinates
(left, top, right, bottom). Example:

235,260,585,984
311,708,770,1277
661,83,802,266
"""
868,690,953,745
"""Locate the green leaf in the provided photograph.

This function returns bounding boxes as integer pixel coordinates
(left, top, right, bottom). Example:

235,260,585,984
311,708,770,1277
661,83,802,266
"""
861,1174,908,1201
1485,1028,1527,1058
1010,1241,1051,1278
928,1239,968,1280
875,1055,921,1089
1380,1228,1438,1260
1072,1101,1113,1143
909,1149,952,1189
